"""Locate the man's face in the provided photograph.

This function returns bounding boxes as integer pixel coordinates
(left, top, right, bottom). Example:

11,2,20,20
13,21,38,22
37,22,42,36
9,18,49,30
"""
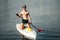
22,8,26,10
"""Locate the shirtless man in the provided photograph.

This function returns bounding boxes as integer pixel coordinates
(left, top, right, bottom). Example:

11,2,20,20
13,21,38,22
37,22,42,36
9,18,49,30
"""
16,5,32,30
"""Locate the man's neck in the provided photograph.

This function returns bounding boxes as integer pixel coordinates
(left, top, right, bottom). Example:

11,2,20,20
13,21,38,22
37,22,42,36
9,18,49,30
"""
22,9,27,12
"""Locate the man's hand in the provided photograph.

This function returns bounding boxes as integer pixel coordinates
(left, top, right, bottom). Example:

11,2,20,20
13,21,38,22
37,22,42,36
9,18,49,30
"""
16,14,20,17
16,14,19,16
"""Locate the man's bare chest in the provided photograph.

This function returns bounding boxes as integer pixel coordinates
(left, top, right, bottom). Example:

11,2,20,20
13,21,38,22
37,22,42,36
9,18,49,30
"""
22,12,28,16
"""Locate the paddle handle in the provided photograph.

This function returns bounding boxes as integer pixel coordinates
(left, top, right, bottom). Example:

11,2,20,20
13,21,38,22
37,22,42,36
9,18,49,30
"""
16,13,23,18
16,14,20,17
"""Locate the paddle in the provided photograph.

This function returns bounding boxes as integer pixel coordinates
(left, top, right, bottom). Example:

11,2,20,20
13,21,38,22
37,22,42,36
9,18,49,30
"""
31,23,44,32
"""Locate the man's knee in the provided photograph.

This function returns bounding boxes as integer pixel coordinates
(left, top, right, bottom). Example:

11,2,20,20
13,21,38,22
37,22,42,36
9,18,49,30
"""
21,23,24,25
20,23,24,29
27,23,30,27
27,23,30,25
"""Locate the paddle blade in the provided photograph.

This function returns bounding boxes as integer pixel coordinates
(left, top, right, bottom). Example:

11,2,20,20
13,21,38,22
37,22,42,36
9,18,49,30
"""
38,28,43,32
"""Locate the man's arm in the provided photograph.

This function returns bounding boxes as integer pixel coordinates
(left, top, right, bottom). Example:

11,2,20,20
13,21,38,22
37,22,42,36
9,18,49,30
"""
16,12,22,17
28,13,32,23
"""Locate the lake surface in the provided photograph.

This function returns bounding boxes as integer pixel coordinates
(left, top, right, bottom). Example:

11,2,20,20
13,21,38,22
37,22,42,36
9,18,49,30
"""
0,0,60,40
0,10,60,40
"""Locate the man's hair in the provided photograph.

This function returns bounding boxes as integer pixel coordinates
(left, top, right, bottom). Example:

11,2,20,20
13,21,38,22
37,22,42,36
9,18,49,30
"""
22,5,26,9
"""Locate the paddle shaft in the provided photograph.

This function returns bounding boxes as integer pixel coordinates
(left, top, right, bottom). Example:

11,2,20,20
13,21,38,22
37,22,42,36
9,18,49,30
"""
31,23,38,30
31,23,44,32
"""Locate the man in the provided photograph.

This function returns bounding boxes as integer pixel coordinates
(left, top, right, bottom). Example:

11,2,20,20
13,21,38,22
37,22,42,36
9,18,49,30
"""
16,5,32,30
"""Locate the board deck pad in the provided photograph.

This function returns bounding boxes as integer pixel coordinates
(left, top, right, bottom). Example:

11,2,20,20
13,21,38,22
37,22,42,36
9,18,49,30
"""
25,28,32,31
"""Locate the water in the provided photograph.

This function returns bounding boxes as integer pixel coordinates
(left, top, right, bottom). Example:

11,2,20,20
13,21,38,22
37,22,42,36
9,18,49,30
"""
0,10,60,40
0,0,60,40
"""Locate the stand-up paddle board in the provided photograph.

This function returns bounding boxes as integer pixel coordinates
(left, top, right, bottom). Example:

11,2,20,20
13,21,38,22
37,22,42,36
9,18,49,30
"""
16,23,37,39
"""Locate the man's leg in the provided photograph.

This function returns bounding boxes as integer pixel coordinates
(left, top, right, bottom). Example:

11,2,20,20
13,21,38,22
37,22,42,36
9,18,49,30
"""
26,23,32,31
20,23,24,29
27,23,30,28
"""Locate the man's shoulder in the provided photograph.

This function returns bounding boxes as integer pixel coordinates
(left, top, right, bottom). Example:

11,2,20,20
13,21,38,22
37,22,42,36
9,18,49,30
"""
26,10,29,13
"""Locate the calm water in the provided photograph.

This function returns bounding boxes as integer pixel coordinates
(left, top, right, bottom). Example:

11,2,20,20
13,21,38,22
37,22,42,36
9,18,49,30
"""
0,0,60,40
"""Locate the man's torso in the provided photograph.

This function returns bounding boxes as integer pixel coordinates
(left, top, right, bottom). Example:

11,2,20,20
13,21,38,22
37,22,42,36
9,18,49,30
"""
21,11,29,20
